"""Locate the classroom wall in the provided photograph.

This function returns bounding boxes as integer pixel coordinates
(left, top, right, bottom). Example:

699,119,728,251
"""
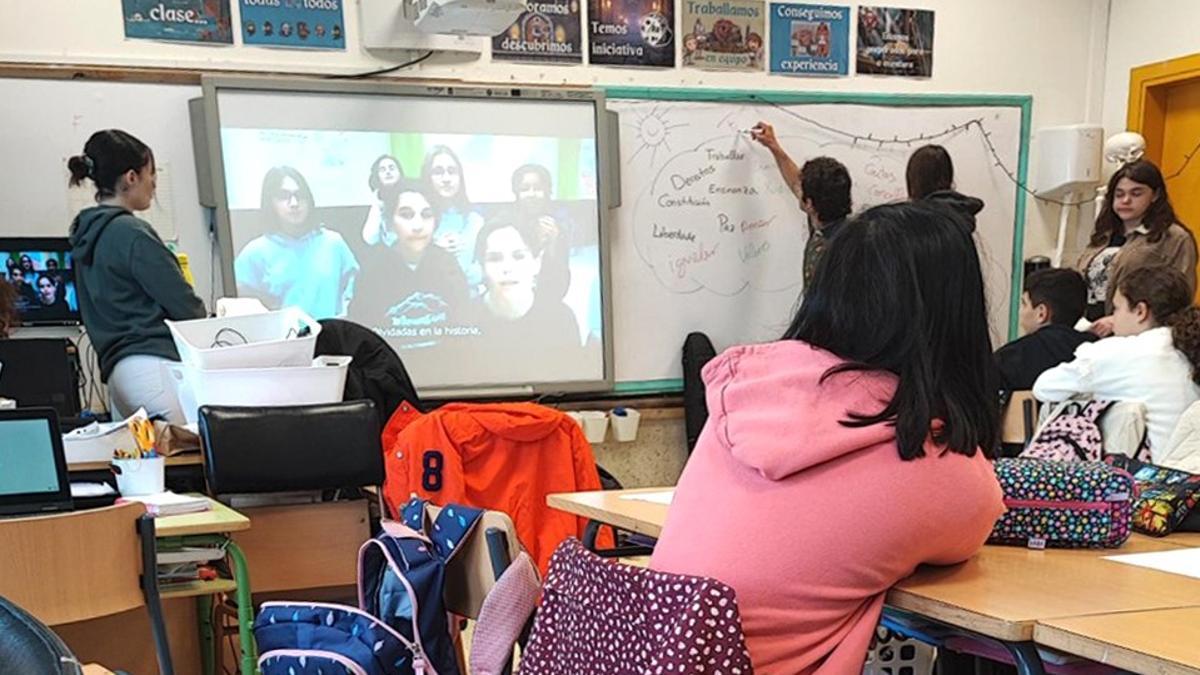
0,0,1109,264
1102,0,1200,142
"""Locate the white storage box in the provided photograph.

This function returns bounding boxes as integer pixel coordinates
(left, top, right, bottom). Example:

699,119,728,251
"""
169,355,352,424
166,307,321,370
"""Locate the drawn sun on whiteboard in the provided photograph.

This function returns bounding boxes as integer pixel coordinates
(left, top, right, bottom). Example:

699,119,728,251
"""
626,105,688,166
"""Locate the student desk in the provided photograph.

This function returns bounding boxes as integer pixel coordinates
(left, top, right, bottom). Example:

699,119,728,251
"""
156,497,256,675
547,488,1200,675
68,454,205,472
1033,608,1200,674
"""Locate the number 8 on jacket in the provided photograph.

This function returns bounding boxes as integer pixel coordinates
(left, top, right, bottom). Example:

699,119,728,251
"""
422,449,444,492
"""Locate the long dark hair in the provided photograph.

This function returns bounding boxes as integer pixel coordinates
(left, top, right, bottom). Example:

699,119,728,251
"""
1091,160,1180,246
906,144,954,199
421,146,472,214
1117,265,1200,385
67,129,155,201
783,202,999,460
259,166,316,232
368,154,404,193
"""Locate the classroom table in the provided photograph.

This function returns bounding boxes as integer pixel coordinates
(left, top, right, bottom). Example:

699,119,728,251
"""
1034,608,1200,675
547,488,1200,675
68,453,204,473
155,497,256,675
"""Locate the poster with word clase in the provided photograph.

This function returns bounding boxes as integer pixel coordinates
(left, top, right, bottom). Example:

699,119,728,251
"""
122,0,233,44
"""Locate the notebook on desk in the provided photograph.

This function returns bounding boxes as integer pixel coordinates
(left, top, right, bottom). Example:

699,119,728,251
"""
0,408,73,516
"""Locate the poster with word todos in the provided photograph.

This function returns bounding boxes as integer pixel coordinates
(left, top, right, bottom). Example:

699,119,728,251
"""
681,0,766,71
122,0,233,43
493,0,584,63
588,0,675,68
239,0,346,49
769,3,850,76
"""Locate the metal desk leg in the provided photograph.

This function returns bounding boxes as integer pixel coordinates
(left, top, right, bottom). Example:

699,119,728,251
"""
225,540,258,675
1005,641,1046,675
197,594,215,675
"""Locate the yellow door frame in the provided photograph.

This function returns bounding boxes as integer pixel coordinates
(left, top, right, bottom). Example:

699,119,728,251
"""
1127,52,1200,167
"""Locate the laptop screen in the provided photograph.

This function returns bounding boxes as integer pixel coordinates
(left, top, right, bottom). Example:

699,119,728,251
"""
0,418,62,496
0,408,72,516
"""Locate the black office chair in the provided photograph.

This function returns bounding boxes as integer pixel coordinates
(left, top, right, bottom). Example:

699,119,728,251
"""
197,400,384,497
0,595,132,675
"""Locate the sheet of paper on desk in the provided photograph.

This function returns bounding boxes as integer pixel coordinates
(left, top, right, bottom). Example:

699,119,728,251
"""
619,491,674,505
1105,547,1200,580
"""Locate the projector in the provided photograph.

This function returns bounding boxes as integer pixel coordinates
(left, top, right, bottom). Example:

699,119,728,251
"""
412,0,527,36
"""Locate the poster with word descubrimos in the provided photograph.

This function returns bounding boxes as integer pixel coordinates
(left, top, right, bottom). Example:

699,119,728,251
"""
240,0,346,50
588,0,675,68
493,0,584,63
856,5,934,77
122,0,233,44
682,0,766,72
769,3,849,76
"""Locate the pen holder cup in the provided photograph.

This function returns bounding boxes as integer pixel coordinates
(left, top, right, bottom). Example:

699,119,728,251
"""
112,457,165,496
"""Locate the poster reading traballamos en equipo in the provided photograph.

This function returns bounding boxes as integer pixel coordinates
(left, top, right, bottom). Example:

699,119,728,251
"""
493,0,584,63
681,0,766,72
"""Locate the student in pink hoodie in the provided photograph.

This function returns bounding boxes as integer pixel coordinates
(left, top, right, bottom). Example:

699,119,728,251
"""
651,202,1007,674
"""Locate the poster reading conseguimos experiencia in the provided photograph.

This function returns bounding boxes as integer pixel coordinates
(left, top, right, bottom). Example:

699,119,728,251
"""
769,3,849,76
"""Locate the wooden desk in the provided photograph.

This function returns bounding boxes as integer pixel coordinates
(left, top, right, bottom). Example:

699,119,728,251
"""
546,488,671,538
1035,608,1200,674
547,487,1200,671
155,497,255,675
156,498,251,538
887,535,1200,642
68,453,203,473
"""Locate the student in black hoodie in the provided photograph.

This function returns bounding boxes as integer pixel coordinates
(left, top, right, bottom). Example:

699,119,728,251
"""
906,144,985,232
995,268,1096,392
67,130,206,422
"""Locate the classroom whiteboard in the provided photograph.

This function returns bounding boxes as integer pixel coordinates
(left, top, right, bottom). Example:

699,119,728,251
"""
607,90,1029,386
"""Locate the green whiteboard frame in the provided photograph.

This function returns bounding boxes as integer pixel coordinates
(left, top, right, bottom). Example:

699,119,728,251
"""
605,86,1034,395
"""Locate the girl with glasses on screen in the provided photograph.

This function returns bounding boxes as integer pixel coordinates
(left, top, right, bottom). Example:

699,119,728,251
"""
234,166,360,320
422,146,486,296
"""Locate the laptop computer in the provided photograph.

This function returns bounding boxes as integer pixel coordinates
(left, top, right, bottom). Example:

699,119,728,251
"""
0,408,73,517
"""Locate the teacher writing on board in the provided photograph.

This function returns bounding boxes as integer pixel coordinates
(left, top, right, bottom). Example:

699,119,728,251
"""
751,122,852,287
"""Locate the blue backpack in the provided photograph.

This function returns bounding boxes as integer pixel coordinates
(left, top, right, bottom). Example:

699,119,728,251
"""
255,499,484,675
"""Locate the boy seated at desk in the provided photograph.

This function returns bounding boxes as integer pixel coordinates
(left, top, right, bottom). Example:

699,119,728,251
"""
995,268,1096,393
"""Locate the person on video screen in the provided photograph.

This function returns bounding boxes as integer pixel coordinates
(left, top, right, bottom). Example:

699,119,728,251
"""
235,166,359,319
30,273,71,320
473,216,584,360
8,268,36,308
511,164,571,300
360,154,405,248
350,180,469,341
423,146,485,295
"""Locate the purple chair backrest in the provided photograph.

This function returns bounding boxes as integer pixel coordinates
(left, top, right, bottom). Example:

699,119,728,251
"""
518,539,754,674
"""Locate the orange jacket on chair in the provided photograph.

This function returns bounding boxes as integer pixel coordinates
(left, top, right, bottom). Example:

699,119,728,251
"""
381,402,611,573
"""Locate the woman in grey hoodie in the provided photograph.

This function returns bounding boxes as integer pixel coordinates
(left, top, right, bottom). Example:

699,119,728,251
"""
68,130,206,422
